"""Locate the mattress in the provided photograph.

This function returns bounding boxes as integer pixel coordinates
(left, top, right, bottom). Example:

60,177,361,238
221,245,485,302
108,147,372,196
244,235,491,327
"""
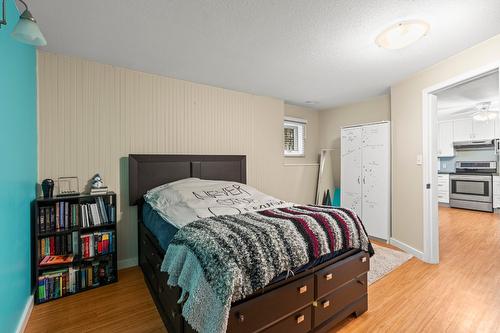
142,202,356,283
142,202,179,252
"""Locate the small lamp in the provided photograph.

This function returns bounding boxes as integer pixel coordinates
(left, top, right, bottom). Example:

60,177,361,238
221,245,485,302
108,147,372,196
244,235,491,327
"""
0,0,46,46
11,0,46,46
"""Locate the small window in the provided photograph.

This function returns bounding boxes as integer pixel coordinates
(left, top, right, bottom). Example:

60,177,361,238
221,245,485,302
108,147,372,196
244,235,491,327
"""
284,117,306,157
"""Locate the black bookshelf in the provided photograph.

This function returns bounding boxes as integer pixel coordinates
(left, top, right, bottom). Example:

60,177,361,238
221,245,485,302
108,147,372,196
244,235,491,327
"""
32,192,118,304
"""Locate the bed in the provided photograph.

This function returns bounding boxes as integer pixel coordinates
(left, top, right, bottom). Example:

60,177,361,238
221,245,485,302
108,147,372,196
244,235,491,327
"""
129,154,371,333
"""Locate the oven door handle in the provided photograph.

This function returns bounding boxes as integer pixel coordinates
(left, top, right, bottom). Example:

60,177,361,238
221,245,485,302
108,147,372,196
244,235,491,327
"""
450,175,492,181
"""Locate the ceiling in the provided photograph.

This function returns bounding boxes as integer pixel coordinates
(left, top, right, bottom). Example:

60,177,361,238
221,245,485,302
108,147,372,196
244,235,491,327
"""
436,71,499,120
29,0,500,109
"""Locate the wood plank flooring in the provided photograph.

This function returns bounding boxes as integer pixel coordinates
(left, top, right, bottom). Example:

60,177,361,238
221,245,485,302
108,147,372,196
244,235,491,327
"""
26,207,500,332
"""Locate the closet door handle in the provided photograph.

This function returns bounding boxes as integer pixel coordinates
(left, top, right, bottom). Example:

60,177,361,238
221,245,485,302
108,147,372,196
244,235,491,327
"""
357,176,360,184
362,177,366,184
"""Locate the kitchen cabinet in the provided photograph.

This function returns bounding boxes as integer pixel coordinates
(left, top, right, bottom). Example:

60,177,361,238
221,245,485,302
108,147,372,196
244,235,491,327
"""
472,119,495,140
437,174,450,204
437,121,454,157
453,119,473,142
341,122,390,240
452,118,495,141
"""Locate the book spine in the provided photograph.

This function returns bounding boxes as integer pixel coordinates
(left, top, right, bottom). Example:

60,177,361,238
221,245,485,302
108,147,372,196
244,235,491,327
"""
39,207,45,233
55,202,60,231
72,231,78,255
50,207,55,232
59,202,64,230
64,202,69,230
45,208,50,233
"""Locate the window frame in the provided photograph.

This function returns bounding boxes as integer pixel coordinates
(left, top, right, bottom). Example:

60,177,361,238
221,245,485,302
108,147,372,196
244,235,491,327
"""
283,116,307,157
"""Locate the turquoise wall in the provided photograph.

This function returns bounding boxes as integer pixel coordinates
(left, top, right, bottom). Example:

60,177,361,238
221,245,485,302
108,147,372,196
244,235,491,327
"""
0,0,37,331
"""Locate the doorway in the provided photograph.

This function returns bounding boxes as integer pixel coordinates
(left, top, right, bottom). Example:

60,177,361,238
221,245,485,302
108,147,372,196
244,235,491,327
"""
422,64,500,264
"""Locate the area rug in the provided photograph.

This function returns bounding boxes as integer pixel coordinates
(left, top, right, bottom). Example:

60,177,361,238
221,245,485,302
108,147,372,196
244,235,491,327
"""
368,244,413,285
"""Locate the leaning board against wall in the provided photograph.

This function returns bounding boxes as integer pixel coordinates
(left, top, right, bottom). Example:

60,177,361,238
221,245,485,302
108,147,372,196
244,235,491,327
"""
341,122,390,240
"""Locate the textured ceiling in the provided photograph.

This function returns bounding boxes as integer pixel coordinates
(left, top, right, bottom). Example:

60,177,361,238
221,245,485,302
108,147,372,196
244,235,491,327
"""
437,71,499,120
29,0,500,109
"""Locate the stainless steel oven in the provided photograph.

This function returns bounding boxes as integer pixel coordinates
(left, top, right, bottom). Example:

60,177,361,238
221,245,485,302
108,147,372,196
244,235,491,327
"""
449,161,496,212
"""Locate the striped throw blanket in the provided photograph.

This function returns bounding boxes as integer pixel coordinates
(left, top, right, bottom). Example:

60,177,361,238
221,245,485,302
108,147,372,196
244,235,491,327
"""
161,205,373,333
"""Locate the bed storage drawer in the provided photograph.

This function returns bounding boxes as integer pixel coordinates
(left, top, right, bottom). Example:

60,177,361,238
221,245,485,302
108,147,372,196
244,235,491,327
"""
314,273,367,326
158,272,182,333
262,306,312,333
315,251,369,298
227,275,314,333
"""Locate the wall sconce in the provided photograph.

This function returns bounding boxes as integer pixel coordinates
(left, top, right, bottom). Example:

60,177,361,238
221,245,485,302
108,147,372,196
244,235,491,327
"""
0,0,47,46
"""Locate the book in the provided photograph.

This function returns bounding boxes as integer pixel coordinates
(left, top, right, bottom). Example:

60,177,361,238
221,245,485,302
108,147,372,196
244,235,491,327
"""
64,202,69,229
55,202,60,230
72,231,79,255
96,197,109,224
39,207,46,233
50,207,55,231
90,187,108,195
44,208,50,232
39,255,74,266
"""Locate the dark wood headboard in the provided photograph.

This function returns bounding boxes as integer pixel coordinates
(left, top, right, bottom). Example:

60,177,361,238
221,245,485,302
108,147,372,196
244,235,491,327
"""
128,154,247,205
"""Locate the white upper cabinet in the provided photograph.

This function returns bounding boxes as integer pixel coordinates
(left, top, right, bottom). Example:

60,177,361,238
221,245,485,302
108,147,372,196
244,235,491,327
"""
452,117,495,141
453,118,473,141
473,118,495,140
437,121,454,157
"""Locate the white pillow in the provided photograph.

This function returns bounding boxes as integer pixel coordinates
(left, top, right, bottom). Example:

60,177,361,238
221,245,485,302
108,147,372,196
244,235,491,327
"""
144,178,293,228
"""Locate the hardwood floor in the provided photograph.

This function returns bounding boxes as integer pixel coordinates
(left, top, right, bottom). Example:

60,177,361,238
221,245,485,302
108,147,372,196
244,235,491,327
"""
25,268,167,333
26,207,500,332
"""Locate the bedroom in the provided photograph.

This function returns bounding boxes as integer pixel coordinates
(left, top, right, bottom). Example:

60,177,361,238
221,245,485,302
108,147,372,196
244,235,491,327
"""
1,0,500,332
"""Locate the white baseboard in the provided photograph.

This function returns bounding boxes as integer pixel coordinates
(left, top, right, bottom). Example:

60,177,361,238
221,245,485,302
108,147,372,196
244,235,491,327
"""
389,238,424,260
118,257,138,270
16,295,33,333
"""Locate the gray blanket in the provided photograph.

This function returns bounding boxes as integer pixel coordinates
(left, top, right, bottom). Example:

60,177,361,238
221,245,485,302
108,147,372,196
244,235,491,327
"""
161,205,372,333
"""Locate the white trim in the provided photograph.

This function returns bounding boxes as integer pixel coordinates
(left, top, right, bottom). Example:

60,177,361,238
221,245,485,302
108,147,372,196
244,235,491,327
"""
283,163,320,167
389,238,424,260
421,60,500,264
284,116,307,124
16,295,33,333
342,120,390,129
118,257,138,270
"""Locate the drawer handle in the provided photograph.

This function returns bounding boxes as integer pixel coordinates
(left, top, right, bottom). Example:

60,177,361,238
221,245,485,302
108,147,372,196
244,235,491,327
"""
325,273,333,281
361,256,367,263
322,300,330,308
237,312,245,323
357,279,365,286
296,314,305,324
298,285,307,294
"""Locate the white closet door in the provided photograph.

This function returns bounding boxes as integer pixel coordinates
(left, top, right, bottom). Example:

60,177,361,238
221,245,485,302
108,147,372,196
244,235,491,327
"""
361,123,390,240
341,127,363,217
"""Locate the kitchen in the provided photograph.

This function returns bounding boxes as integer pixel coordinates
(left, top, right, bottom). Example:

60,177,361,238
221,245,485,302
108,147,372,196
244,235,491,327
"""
437,70,500,213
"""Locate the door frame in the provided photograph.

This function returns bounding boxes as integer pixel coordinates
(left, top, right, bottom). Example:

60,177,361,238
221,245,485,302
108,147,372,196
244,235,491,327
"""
421,62,500,264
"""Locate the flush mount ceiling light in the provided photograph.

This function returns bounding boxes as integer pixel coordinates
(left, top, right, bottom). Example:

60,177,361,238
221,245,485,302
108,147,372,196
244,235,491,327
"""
376,20,429,50
0,0,46,46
